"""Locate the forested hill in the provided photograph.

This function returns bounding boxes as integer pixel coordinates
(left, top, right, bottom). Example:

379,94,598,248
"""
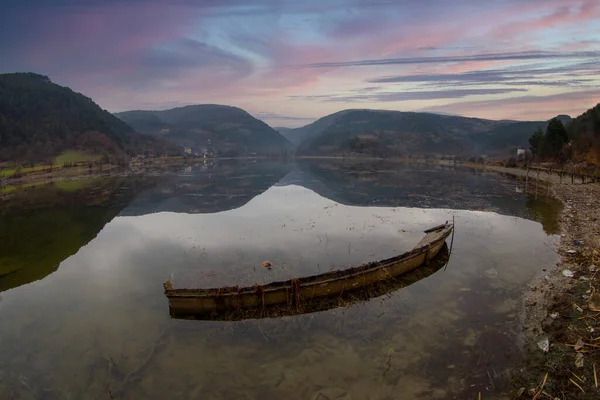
568,103,600,164
116,105,294,156
288,109,553,157
0,73,165,163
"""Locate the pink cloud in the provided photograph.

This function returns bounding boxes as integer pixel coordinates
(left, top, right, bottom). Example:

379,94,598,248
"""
423,90,600,120
487,0,600,44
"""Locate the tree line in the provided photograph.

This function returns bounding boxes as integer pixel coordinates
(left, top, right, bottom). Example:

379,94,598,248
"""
528,104,600,164
528,118,569,161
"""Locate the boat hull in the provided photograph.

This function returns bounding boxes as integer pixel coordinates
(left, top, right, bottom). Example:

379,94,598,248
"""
165,223,453,318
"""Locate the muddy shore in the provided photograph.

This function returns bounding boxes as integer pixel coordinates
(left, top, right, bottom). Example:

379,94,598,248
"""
472,165,600,399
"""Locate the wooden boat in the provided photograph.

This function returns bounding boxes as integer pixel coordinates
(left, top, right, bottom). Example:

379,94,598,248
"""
164,222,453,319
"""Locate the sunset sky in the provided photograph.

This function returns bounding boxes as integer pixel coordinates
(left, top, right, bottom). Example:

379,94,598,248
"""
2,0,599,127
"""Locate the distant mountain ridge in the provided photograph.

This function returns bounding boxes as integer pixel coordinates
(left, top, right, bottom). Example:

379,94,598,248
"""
116,105,294,156
282,109,571,157
1,71,587,162
0,72,165,163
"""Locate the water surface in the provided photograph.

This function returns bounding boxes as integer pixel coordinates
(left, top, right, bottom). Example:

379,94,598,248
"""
0,160,560,399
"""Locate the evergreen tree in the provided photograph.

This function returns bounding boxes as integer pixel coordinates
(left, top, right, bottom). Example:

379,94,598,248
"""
528,128,544,156
542,118,568,158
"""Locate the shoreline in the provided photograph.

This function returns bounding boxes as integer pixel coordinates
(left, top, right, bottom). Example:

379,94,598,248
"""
0,156,456,190
471,165,600,398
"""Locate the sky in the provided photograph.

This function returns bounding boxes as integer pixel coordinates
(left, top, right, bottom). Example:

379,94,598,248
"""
1,0,600,127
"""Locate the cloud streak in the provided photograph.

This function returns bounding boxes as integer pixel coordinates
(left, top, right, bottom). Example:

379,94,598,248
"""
291,88,528,103
369,62,599,84
295,50,600,69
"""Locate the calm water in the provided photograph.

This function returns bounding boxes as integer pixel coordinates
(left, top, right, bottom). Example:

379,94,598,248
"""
0,160,560,399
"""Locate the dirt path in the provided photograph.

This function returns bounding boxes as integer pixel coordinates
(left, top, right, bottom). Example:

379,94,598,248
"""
473,165,600,399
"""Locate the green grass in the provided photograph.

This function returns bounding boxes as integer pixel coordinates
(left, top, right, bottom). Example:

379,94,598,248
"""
1,165,49,177
1,150,102,179
23,165,51,174
54,150,102,165
0,169,16,178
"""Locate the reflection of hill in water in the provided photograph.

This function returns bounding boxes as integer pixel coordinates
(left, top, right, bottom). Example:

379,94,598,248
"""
0,178,156,292
114,159,561,225
289,159,562,234
121,160,294,216
0,159,561,293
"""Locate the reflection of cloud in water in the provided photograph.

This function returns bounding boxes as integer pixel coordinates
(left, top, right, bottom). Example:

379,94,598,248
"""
0,174,559,399
87,185,551,287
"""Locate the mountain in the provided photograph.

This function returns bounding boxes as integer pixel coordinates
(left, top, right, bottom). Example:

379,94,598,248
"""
116,105,294,156
288,109,565,157
274,111,356,146
0,72,165,163
274,127,295,144
469,115,573,154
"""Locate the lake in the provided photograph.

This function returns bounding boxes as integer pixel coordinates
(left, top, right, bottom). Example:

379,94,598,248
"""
0,159,561,399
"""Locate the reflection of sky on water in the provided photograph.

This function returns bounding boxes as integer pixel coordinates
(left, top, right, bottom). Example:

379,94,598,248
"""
79,185,550,287
0,164,560,399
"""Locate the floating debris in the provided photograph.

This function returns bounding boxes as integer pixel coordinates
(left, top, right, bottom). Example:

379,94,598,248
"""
575,352,584,368
549,312,560,319
566,250,578,254
261,261,273,269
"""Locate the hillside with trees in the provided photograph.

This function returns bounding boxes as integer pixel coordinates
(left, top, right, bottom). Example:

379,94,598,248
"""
116,105,294,157
567,103,600,164
527,104,600,165
0,73,169,163
288,109,554,157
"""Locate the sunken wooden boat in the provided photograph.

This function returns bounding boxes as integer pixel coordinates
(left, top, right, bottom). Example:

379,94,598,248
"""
164,222,453,319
